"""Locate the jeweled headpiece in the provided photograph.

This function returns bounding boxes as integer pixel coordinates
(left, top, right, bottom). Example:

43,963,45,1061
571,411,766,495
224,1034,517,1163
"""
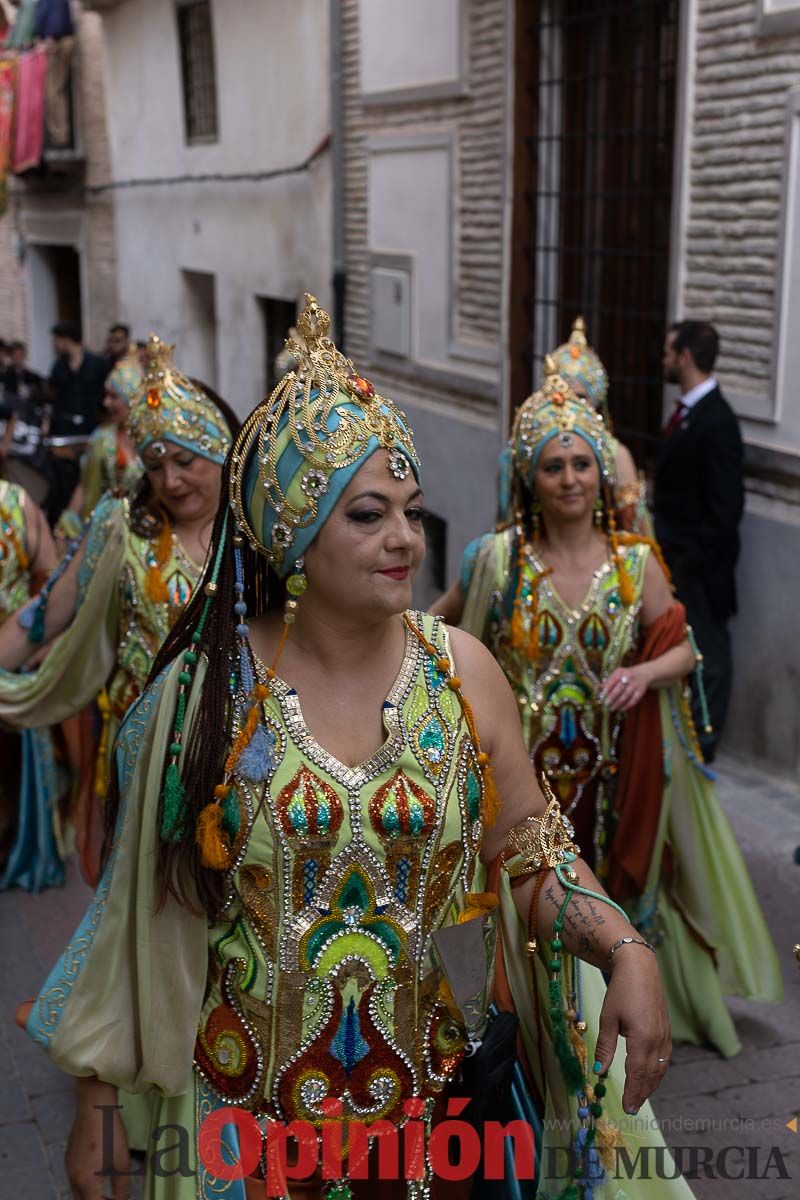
230,294,420,574
105,343,143,406
512,357,615,487
550,316,609,412
128,334,231,464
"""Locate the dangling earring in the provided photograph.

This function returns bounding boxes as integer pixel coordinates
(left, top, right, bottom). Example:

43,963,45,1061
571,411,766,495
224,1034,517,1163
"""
593,496,604,528
531,499,542,542
284,557,307,625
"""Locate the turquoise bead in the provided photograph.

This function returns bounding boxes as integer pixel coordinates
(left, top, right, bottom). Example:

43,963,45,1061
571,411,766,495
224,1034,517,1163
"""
191,630,202,643
549,958,561,971
551,938,562,951
169,742,182,756
184,650,198,665
178,671,192,686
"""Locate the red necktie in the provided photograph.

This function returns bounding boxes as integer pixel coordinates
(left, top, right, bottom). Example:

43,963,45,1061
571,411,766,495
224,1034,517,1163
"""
663,400,685,437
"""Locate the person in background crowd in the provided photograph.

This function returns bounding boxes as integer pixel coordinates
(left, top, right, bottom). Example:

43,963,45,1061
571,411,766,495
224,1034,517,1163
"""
2,340,42,403
104,321,131,370
45,321,107,525
656,320,744,762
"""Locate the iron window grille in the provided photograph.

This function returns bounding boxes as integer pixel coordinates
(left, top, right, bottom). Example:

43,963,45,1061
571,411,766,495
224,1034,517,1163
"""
177,0,219,144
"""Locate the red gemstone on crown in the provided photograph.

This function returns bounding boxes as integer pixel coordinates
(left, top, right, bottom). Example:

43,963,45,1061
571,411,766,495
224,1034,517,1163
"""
146,388,161,409
346,373,375,401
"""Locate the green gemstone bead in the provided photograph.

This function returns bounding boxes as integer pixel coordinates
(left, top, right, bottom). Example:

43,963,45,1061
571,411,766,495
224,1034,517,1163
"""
551,938,562,951
594,1083,607,1098
178,671,192,686
169,742,182,756
590,1102,603,1119
286,573,307,596
191,630,202,643
586,1127,597,1145
183,650,198,665
549,958,561,971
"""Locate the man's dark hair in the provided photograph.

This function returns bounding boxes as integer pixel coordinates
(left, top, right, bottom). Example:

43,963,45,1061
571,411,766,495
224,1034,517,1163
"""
51,320,82,343
11,340,26,354
670,320,719,373
109,322,130,338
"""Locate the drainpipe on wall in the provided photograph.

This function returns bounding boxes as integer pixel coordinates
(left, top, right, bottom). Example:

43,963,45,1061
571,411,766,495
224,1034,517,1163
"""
330,0,346,352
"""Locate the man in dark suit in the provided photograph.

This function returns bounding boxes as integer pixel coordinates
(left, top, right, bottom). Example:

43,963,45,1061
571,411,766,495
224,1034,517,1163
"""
654,320,744,762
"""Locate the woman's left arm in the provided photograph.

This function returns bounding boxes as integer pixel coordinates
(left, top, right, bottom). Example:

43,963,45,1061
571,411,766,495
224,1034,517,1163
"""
450,627,671,1113
602,552,695,712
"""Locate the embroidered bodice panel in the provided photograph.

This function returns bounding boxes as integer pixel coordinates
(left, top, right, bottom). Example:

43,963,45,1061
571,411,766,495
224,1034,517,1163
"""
195,612,484,1128
0,481,31,623
487,541,648,839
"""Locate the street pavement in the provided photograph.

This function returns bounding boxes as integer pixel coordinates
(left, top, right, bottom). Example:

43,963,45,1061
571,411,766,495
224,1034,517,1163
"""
0,753,797,1199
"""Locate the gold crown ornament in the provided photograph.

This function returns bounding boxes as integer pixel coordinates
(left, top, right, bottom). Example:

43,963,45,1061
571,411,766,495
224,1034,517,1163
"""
229,294,420,570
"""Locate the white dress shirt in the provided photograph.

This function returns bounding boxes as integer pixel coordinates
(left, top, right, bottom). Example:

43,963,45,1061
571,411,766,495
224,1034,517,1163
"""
680,376,718,411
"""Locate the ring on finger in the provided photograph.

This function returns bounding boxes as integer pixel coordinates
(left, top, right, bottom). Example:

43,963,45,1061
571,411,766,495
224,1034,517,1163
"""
621,674,629,686
657,1056,670,1062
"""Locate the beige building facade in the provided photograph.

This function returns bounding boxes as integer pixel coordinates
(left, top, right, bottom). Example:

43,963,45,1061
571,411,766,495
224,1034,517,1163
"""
0,2,118,369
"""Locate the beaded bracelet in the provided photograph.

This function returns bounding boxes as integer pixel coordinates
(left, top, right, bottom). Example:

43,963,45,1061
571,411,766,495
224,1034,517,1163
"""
607,935,655,963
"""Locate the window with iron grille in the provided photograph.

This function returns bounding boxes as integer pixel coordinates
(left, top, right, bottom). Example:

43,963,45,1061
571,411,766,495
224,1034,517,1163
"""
510,0,679,469
177,0,219,144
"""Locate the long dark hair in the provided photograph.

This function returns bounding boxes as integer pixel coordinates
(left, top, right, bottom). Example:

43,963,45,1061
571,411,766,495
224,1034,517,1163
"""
128,381,242,538
103,400,286,917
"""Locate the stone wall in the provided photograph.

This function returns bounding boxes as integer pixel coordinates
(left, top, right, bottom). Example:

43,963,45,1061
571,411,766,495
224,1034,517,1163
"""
680,0,800,772
340,0,511,580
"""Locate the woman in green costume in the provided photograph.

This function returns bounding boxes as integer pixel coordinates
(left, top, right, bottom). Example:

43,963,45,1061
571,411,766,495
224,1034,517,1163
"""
55,342,144,542
18,297,700,1200
0,478,64,891
437,364,781,1060
0,334,236,885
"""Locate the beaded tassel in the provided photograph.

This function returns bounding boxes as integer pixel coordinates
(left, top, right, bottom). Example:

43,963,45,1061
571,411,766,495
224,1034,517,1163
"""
686,623,713,739
510,524,528,651
159,514,229,843
605,499,635,607
194,539,296,870
145,517,172,603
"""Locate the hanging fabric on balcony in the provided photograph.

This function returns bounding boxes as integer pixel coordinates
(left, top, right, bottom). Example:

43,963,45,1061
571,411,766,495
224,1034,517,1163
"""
12,42,45,173
0,55,15,212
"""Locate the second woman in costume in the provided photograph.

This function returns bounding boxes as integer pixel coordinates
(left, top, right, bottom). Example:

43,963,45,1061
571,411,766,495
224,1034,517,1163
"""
0,335,236,885
445,365,781,1058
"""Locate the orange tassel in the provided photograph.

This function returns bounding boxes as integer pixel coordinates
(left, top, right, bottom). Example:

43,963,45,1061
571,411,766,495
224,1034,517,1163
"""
615,530,674,591
146,514,173,603
146,563,169,603
195,799,232,870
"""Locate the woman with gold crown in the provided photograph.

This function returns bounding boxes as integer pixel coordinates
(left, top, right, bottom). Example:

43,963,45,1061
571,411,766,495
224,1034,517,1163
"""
54,343,145,543
497,319,649,538
0,335,238,888
14,297,708,1200
0,478,64,892
436,364,781,1062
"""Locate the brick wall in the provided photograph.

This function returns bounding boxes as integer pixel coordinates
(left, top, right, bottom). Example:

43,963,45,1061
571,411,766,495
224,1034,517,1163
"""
340,0,508,414
683,0,800,406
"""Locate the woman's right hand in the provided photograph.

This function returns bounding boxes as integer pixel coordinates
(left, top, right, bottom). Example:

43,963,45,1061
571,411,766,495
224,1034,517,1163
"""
66,1078,130,1200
